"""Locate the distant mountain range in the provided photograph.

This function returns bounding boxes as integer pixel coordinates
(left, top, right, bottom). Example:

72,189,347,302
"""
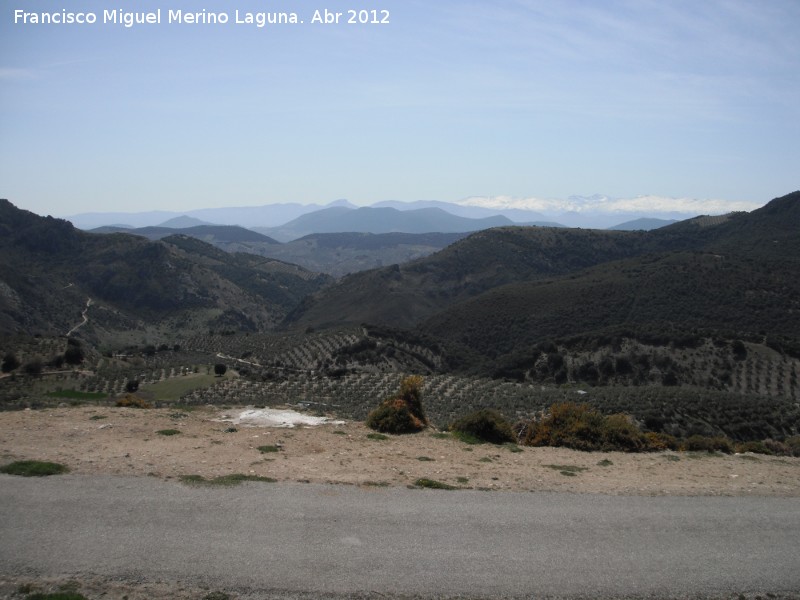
252,206,521,242
65,196,705,234
66,200,356,230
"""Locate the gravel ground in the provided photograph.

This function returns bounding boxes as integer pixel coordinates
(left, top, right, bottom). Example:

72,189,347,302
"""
1,405,798,496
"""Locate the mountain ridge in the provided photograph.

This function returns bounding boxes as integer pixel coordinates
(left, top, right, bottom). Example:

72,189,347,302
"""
253,206,515,242
65,194,749,231
0,200,331,343
283,192,800,339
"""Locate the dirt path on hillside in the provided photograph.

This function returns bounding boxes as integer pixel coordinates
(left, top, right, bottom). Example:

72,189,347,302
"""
2,405,798,496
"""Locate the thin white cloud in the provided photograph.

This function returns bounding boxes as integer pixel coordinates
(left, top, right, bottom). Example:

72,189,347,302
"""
458,195,763,215
0,68,37,80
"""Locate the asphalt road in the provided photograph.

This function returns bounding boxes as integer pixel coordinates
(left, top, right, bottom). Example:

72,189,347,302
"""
1,475,799,599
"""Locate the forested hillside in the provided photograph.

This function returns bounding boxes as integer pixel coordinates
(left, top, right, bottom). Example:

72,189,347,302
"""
0,200,331,343
283,192,800,391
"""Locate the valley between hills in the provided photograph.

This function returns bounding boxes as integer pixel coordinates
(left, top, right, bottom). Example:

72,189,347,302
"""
1,192,799,472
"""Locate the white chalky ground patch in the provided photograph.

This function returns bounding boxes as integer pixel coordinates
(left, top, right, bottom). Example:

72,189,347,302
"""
217,408,345,428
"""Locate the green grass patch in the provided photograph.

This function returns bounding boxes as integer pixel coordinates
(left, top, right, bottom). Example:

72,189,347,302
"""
597,459,614,467
257,445,281,453
451,430,484,445
417,456,434,461
414,478,457,490
504,443,523,453
543,464,588,476
430,432,451,439
686,451,724,459
141,372,225,402
737,454,762,462
89,415,107,420
45,389,106,400
478,456,494,463
156,429,181,436
367,432,389,441
664,454,681,462
333,430,347,435
179,474,276,486
456,476,469,484
25,593,89,600
362,481,390,487
1,460,69,476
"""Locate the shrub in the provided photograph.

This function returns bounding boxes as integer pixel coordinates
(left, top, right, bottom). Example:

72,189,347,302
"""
786,435,800,457
1,352,20,373
735,440,773,455
116,394,152,409
23,358,43,376
682,435,734,454
451,409,516,445
522,402,652,452
599,414,646,452
398,375,426,423
366,375,427,434
762,439,791,456
643,432,679,451
63,344,84,365
0,460,69,476
366,399,423,434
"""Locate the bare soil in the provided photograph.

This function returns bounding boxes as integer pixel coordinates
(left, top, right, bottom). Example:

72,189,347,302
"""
1,405,798,496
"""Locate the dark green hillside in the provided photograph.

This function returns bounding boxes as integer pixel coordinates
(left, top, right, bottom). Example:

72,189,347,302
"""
91,224,280,244
299,231,468,251
416,192,800,382
255,231,470,277
0,199,83,255
281,214,749,331
0,200,331,343
280,192,800,402
420,250,799,359
646,190,799,259
608,218,676,230
283,226,653,330
93,227,468,278
285,192,798,333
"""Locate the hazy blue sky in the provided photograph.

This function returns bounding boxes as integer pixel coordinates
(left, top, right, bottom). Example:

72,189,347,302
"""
1,0,798,217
